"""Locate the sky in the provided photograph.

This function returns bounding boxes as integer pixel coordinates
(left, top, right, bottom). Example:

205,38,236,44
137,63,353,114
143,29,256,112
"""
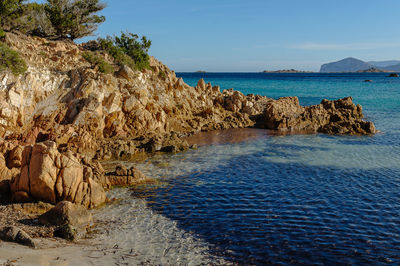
36,0,400,72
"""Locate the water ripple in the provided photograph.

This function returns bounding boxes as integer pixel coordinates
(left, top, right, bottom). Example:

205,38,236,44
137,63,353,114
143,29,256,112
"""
129,141,400,264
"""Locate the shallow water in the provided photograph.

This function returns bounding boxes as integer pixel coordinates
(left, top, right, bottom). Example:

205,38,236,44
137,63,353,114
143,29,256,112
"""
96,73,400,264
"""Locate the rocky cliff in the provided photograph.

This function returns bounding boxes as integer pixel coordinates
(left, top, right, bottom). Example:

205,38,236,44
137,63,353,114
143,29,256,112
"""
0,32,376,208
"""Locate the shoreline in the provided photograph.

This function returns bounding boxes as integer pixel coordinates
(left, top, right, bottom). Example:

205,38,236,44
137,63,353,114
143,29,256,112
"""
0,127,319,265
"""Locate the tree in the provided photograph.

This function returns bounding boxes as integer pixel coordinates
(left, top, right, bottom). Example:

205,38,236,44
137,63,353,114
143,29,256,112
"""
45,0,105,40
0,0,26,30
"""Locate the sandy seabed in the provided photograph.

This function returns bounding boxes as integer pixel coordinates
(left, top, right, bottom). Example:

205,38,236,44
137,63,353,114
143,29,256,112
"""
0,129,270,266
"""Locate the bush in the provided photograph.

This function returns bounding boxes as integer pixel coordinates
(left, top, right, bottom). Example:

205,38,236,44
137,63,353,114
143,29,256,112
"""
158,70,166,79
45,0,106,40
0,42,27,75
82,51,113,74
98,37,135,69
98,32,152,71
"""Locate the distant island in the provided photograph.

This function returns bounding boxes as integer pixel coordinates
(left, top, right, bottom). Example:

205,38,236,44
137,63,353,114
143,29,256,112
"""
196,70,207,73
356,67,392,73
263,69,314,73
320,57,400,73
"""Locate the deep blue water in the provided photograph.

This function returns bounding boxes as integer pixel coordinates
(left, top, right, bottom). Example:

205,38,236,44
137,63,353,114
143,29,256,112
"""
131,73,400,264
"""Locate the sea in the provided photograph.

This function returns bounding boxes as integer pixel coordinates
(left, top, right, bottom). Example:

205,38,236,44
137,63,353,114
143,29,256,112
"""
94,73,400,265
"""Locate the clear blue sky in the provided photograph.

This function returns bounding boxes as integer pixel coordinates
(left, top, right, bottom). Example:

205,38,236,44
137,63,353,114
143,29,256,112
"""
39,0,400,72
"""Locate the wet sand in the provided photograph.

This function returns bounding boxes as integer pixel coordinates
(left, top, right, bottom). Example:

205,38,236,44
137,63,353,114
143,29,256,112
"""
0,238,124,266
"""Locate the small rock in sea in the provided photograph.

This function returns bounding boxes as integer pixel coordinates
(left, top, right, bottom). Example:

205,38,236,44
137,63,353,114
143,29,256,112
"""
54,224,77,241
388,73,399,77
106,165,148,186
364,80,372,82
190,144,198,149
0,226,35,248
160,145,179,153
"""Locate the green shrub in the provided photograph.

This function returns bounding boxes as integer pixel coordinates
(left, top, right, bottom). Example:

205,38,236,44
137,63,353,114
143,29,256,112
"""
98,32,152,71
98,37,136,69
158,70,166,79
0,42,27,75
82,51,113,74
0,29,5,39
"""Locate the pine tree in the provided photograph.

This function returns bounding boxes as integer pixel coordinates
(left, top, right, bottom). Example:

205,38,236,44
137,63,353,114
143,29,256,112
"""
0,0,26,30
45,0,105,40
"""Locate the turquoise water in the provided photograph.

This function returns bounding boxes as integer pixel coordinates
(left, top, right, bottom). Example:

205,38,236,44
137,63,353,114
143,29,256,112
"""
129,73,400,264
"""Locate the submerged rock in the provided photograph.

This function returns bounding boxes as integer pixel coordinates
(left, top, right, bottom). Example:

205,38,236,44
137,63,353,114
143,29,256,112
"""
106,164,148,186
54,224,77,241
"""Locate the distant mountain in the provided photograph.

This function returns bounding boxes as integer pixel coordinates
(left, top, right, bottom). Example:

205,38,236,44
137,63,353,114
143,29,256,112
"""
320,58,400,73
320,57,372,73
368,60,400,68
379,63,400,72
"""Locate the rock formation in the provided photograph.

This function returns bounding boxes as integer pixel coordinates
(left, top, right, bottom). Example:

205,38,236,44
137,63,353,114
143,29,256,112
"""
10,141,106,208
256,96,375,135
0,32,376,209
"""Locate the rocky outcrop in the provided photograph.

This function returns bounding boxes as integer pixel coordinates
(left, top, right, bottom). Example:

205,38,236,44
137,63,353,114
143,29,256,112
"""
0,33,377,211
10,141,106,208
0,33,375,163
256,97,375,135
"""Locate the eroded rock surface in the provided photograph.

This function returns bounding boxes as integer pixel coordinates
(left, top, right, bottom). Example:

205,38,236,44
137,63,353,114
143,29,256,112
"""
10,141,106,208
